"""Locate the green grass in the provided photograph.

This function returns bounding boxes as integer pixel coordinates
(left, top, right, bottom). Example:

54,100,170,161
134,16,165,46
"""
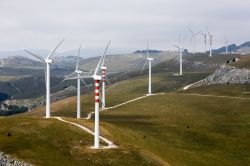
6,70,250,165
0,116,159,166
180,84,250,98
97,93,250,166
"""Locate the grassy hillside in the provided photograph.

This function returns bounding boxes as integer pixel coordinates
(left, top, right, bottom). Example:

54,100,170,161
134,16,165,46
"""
96,92,250,166
181,84,250,98
0,116,159,166
152,53,244,74
28,72,207,118
79,52,177,73
229,56,250,69
30,74,250,166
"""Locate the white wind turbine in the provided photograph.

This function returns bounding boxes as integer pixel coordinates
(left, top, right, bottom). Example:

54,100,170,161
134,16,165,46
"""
91,41,111,149
207,30,213,57
0,58,4,67
174,45,184,76
60,45,90,119
225,34,229,54
24,39,64,118
187,26,201,54
141,41,153,95
199,32,207,53
100,41,111,109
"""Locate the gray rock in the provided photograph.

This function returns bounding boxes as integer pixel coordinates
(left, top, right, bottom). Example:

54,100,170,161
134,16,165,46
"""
191,65,250,88
0,152,32,166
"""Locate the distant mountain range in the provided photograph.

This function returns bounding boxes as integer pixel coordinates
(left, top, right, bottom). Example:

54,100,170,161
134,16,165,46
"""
134,50,163,54
0,51,178,72
213,41,250,55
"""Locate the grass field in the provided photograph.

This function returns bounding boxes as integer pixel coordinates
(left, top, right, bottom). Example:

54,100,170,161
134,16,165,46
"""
0,116,160,165
95,92,250,166
1,69,250,165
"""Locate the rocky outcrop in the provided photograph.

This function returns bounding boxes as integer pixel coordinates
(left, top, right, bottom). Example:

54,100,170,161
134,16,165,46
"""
189,65,250,88
0,152,32,166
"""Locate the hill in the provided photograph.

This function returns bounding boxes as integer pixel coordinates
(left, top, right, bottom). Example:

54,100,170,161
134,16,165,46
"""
213,41,250,55
26,73,250,166
0,116,159,165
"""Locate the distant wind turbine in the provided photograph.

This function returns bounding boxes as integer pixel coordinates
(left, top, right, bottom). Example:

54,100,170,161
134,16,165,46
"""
225,33,229,54
207,30,213,57
141,41,153,95
100,41,111,109
187,26,201,54
199,32,207,53
60,45,90,119
24,39,64,118
174,45,184,76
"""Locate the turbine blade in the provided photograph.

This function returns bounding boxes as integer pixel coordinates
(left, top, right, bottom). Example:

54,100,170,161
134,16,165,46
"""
101,40,111,68
76,44,81,70
80,79,89,87
24,50,44,62
60,71,75,84
187,26,194,34
147,40,149,57
105,76,111,85
94,41,111,76
44,68,47,89
47,39,64,59
141,60,148,73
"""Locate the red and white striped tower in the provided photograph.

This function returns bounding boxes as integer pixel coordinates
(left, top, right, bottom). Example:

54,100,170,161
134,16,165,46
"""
101,67,107,109
93,75,102,149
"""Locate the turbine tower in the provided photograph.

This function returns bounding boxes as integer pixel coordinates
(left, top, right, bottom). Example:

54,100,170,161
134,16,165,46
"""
199,32,207,53
174,45,184,76
225,34,229,54
187,26,201,54
207,30,213,57
60,45,90,119
100,41,110,109
91,41,111,149
24,39,64,118
141,41,153,95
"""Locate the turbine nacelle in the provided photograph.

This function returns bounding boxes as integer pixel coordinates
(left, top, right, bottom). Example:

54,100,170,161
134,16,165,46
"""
44,58,53,64
147,57,154,61
92,75,102,80
75,69,83,74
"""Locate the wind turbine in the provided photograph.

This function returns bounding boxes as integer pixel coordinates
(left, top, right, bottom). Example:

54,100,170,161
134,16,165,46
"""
141,41,153,95
91,41,111,149
207,30,213,57
199,32,207,53
174,45,184,76
225,34,229,54
24,39,64,118
100,42,111,109
187,26,201,54
0,58,4,67
60,45,90,119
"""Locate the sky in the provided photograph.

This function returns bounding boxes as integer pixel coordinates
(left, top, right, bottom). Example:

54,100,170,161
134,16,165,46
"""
0,0,250,56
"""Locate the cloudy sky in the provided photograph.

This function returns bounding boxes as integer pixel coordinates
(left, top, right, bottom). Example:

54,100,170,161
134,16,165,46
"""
0,0,249,56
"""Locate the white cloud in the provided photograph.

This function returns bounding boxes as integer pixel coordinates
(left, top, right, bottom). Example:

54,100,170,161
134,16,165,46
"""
0,0,249,56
